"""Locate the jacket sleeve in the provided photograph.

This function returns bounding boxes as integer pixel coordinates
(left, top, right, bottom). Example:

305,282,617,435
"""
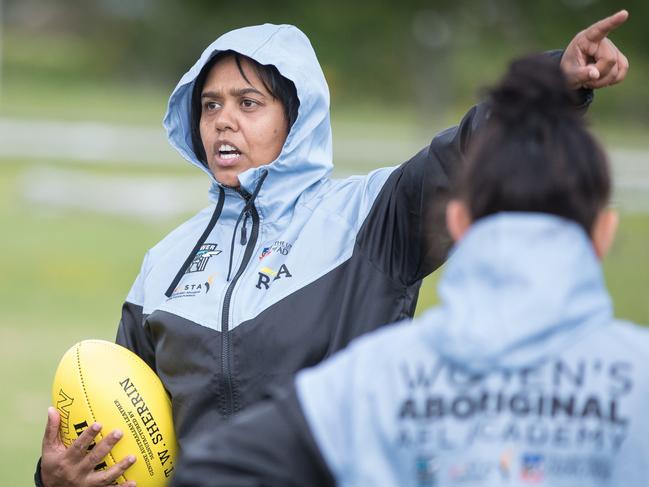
115,251,156,371
357,51,593,286
169,385,335,487
356,102,488,286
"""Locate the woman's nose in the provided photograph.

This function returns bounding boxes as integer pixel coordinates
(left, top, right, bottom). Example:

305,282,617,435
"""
214,104,237,132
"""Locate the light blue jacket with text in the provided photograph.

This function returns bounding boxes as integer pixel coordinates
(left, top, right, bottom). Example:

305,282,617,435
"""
297,213,649,487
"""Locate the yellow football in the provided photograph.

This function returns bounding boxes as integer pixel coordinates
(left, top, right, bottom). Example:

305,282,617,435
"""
51,339,177,486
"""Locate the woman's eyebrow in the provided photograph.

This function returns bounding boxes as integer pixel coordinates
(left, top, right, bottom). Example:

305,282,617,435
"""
230,87,265,97
201,87,265,99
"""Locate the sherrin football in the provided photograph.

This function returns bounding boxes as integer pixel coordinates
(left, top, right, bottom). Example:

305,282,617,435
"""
52,340,177,486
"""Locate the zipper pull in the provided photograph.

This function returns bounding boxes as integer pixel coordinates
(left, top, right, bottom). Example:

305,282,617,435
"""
240,212,249,245
240,225,247,245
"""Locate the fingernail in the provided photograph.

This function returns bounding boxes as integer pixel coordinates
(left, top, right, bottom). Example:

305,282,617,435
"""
91,422,102,432
113,429,123,439
47,406,55,415
128,455,136,463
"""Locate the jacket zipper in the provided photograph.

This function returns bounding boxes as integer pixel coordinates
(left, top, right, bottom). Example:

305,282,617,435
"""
220,194,260,418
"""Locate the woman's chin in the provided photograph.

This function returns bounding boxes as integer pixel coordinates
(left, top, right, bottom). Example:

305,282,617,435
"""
217,177,240,188
209,167,240,188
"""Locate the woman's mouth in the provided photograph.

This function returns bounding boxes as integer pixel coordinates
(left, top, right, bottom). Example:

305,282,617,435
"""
216,143,242,165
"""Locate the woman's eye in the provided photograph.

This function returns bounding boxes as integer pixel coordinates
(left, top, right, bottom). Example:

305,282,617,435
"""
204,101,219,111
241,99,258,109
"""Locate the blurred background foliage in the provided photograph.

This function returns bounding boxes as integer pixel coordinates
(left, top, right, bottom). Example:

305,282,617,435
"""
0,1,648,484
2,0,649,125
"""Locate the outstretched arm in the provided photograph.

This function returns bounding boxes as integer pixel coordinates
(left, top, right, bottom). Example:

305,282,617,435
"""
358,11,630,285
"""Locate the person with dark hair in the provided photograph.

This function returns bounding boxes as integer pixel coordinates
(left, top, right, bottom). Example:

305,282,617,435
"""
168,53,649,487
37,11,630,487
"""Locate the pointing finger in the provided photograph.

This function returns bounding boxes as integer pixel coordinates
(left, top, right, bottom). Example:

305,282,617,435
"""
583,10,629,43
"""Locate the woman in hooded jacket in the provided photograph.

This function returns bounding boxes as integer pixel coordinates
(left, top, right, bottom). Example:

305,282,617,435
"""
37,12,629,487
169,52,649,487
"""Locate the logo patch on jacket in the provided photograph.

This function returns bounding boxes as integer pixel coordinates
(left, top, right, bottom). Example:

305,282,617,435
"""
187,243,222,273
415,454,438,486
520,453,544,482
168,274,217,300
258,241,292,261
256,264,292,290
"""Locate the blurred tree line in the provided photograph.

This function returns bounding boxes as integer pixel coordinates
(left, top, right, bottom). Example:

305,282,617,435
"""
3,0,648,122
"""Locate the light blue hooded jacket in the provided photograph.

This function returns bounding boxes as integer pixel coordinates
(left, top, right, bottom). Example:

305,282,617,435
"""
114,23,483,448
295,213,649,486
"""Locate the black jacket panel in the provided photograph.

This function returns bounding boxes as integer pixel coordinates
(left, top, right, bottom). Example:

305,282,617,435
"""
169,385,333,487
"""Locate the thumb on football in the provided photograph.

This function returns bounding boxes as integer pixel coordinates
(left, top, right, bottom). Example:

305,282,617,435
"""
42,406,63,449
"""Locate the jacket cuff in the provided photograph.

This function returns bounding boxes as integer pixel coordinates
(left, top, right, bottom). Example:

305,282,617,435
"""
574,86,594,111
34,457,45,487
546,49,595,113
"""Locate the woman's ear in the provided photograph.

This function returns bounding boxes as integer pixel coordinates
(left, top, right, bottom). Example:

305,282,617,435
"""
591,209,619,260
446,199,472,242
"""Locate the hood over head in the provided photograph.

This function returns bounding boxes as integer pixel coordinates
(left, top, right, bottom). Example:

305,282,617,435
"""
163,24,332,215
424,213,613,372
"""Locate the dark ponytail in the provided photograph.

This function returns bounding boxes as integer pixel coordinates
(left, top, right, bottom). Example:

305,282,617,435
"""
456,54,611,234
